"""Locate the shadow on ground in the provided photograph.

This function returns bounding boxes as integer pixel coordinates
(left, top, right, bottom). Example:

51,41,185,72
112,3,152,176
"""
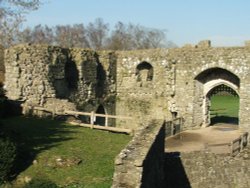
210,116,238,125
1,116,77,181
164,152,191,188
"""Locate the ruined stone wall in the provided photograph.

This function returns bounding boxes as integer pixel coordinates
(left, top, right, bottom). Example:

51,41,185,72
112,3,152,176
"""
165,146,250,188
169,45,250,131
115,50,174,129
5,44,65,106
4,41,250,131
115,42,250,132
4,44,116,121
112,119,165,188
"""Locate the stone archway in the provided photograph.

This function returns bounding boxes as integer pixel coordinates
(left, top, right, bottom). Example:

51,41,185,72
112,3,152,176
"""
194,67,240,127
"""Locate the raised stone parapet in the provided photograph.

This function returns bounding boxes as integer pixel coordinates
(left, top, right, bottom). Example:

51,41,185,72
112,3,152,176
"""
165,146,250,188
112,119,165,188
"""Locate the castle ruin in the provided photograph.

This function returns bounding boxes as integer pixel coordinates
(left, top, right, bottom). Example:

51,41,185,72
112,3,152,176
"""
2,40,250,132
2,40,250,187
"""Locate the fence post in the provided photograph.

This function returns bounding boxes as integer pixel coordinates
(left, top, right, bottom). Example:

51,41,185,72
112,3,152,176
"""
240,135,244,151
247,132,249,144
52,109,55,120
90,111,95,129
105,115,108,127
230,141,233,156
171,122,174,135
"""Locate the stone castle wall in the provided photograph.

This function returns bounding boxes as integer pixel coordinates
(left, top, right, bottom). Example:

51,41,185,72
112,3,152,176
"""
115,42,250,132
165,147,250,188
168,45,250,130
4,44,117,123
112,120,165,188
3,41,250,131
115,50,174,129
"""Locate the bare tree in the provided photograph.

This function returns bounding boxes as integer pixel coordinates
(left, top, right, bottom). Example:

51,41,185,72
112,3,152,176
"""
86,18,109,50
54,24,89,48
106,22,133,50
14,16,175,50
17,26,32,43
0,0,42,47
18,24,54,44
107,22,170,50
70,24,90,48
142,28,167,48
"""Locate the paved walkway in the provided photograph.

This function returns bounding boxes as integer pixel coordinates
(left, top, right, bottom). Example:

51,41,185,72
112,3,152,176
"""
165,123,242,154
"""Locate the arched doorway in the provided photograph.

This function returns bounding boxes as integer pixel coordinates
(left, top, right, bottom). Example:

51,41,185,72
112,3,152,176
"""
95,105,106,126
194,67,240,127
207,84,239,125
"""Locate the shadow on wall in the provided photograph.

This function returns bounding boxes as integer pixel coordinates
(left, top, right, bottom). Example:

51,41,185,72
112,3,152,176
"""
164,152,191,188
96,61,106,98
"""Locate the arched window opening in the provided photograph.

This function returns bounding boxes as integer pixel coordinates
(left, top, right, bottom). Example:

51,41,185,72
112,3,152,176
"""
208,84,239,125
136,61,153,82
95,104,106,126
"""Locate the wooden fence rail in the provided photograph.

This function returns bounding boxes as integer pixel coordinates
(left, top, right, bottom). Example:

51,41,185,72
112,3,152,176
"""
230,132,249,156
205,132,249,156
32,106,133,134
165,117,184,137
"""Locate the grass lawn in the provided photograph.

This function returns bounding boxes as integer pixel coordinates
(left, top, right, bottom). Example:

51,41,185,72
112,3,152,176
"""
1,116,131,188
210,95,239,124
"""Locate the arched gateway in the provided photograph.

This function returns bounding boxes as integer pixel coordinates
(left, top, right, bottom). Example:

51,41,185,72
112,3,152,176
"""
194,67,240,127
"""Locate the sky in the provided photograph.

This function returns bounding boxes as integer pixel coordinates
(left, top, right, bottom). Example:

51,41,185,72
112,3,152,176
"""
23,0,250,47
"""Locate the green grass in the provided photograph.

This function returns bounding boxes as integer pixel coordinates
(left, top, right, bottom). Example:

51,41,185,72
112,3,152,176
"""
210,95,239,124
210,95,239,117
1,116,131,188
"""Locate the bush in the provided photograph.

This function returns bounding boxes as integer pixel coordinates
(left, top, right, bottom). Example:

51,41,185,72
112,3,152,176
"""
0,132,17,184
23,179,58,188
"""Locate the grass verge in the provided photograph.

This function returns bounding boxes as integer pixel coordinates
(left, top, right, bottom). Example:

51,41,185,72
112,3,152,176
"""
1,116,131,187
210,95,239,124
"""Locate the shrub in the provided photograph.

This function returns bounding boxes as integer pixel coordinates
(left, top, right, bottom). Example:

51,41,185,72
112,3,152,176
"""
23,179,58,188
0,131,17,184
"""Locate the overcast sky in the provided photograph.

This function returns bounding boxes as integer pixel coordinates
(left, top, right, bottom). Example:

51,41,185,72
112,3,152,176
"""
23,0,250,47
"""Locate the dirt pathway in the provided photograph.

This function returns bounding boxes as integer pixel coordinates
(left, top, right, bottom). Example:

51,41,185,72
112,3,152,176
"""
165,123,242,153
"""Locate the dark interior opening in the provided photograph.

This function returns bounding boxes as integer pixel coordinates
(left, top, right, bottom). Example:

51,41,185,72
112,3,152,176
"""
136,61,154,81
95,105,106,126
65,60,79,90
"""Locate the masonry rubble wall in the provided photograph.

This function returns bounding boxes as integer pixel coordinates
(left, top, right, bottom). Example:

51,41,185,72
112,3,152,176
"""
116,43,250,132
112,119,165,188
168,46,250,131
115,50,174,129
4,41,250,132
4,44,117,123
165,146,250,188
